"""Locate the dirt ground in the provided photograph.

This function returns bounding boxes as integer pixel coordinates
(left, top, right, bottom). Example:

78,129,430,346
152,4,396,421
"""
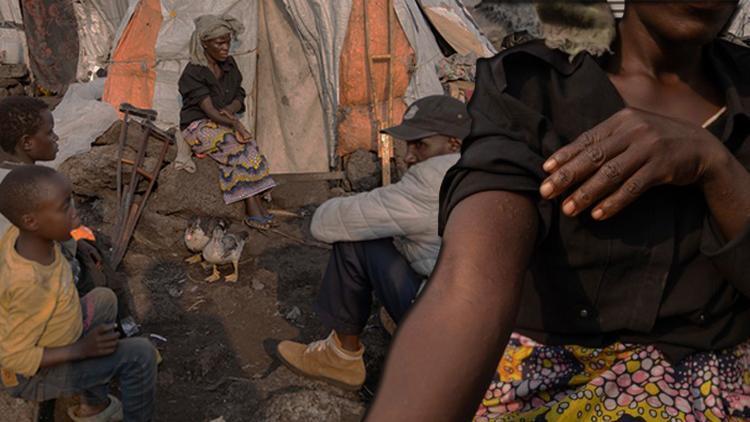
76,200,392,422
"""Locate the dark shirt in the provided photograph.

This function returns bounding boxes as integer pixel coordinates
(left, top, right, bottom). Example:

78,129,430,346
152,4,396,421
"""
440,40,750,362
178,56,246,129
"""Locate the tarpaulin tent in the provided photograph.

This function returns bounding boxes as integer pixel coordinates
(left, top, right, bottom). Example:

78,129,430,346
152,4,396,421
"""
101,0,492,174
0,0,129,90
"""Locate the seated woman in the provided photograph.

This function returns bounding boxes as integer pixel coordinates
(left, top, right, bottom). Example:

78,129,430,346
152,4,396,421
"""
368,2,750,421
179,15,276,229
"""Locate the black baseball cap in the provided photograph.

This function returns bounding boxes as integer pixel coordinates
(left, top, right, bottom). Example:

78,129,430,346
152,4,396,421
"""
381,95,471,142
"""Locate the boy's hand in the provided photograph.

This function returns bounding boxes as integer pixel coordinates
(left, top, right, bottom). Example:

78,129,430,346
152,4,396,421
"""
78,324,119,358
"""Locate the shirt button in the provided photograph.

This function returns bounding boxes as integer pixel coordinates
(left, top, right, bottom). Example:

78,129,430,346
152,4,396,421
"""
579,308,590,318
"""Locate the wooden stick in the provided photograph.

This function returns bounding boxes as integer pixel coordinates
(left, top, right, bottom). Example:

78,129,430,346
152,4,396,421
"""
267,209,301,218
383,0,395,186
267,228,331,250
187,299,206,312
363,0,382,161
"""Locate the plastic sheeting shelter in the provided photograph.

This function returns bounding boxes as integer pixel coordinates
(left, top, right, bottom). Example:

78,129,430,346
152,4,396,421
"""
0,0,129,90
102,0,492,174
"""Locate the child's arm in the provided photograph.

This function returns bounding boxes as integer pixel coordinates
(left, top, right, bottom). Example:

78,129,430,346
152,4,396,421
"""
39,324,119,368
1,281,117,376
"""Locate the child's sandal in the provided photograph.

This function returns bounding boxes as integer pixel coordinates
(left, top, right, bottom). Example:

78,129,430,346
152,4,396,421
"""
67,394,123,422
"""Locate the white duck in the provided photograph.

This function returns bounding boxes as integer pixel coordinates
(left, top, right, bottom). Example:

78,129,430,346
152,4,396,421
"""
184,217,227,265
202,225,249,283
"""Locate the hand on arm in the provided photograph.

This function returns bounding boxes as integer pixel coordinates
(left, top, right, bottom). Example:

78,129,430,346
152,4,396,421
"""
366,190,538,421
199,97,252,142
39,324,119,368
539,107,750,240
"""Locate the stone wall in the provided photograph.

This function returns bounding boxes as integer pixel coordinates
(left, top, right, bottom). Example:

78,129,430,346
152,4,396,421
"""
0,63,31,97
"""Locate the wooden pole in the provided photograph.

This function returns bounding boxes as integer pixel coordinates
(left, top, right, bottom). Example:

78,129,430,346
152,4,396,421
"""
382,0,395,186
253,0,261,138
364,0,395,186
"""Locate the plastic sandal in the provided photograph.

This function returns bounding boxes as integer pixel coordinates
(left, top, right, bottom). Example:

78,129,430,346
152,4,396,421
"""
67,395,123,422
244,214,274,230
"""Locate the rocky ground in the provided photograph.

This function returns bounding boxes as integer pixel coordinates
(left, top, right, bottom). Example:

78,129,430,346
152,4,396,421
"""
114,208,390,422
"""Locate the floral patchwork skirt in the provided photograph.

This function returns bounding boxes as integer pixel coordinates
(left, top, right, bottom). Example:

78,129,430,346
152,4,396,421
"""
182,119,276,205
476,333,750,421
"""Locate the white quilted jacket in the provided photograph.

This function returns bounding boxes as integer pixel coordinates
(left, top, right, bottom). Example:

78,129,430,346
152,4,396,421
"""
311,154,459,276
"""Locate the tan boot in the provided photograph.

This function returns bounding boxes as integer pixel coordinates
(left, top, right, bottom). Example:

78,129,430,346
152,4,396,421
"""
277,331,366,391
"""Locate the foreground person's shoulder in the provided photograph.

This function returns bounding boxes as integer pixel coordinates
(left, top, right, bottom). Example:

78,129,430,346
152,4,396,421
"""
478,40,587,91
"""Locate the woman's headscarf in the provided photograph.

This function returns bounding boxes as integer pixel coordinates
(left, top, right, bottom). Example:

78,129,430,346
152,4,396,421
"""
189,14,245,67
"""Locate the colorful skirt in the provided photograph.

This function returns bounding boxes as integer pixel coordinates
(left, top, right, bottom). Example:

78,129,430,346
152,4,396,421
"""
476,333,750,421
183,119,276,205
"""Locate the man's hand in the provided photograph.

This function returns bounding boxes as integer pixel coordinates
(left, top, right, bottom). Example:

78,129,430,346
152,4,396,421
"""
76,324,119,359
540,107,726,220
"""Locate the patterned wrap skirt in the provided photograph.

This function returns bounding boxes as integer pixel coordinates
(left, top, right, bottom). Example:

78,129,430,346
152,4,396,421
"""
183,119,276,205
476,333,750,421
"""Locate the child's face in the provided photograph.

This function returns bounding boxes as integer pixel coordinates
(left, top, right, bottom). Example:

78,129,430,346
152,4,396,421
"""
25,175,80,241
23,110,58,162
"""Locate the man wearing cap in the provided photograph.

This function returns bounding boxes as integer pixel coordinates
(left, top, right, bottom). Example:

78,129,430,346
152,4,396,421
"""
275,95,470,390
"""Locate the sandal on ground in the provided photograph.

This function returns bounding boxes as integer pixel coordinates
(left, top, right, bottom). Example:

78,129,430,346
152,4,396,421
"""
244,214,275,230
67,395,123,422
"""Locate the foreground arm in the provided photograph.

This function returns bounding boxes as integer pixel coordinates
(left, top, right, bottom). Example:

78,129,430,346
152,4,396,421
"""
367,190,538,421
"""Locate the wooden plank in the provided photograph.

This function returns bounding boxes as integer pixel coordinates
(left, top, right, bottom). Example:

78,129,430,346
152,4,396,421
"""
272,171,345,182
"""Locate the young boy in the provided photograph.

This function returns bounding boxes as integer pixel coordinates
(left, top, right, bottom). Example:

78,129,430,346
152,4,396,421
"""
0,96,58,235
0,166,157,422
0,96,134,326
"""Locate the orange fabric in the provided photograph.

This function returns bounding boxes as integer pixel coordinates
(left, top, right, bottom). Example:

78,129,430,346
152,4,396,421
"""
102,0,163,112
336,101,407,155
336,0,414,156
339,0,414,105
70,226,96,242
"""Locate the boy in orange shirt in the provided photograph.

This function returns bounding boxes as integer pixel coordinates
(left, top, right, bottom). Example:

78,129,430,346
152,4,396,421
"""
0,166,157,421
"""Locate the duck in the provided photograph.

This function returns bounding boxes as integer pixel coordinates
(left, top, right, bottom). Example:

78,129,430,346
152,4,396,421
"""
184,217,227,265
202,225,249,283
